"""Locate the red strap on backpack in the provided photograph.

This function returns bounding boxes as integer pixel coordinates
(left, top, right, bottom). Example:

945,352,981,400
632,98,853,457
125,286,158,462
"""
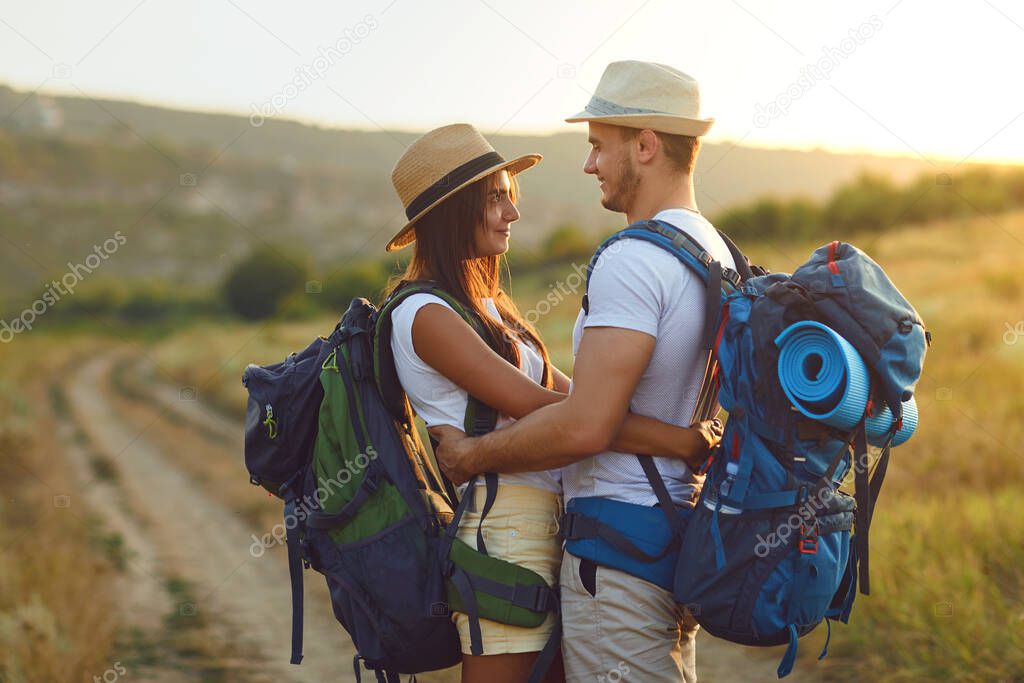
714,301,731,353
827,241,840,275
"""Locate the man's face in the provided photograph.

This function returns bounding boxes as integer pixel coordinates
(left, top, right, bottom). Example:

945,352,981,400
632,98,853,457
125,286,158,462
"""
583,122,640,214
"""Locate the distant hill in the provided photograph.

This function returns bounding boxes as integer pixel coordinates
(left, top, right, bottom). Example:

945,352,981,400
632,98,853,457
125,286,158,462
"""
0,83,1006,311
0,83,956,213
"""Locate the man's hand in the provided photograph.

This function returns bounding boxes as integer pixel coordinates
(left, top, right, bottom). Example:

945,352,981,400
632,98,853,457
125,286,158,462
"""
428,424,479,486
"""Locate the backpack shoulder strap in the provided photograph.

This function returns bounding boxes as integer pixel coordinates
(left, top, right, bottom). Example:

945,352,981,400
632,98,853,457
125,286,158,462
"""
581,220,751,507
716,227,763,280
373,280,499,435
374,281,501,553
582,219,744,421
583,219,744,322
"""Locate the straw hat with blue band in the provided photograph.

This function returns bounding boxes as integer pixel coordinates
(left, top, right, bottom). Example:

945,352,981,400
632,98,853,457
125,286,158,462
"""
565,60,715,137
386,123,542,252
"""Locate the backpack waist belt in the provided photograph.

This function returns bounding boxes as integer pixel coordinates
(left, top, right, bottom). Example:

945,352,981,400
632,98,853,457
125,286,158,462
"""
563,496,694,591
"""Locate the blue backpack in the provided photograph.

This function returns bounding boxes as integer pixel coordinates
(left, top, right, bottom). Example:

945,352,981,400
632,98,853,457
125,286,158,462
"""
676,235,928,677
242,319,343,500
567,220,929,678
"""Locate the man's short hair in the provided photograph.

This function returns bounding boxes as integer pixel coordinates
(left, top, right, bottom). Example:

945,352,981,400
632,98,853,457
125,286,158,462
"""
621,127,700,175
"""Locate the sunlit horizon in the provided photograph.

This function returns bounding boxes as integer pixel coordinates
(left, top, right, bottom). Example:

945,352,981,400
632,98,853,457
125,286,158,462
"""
5,78,1019,170
2,1,1023,165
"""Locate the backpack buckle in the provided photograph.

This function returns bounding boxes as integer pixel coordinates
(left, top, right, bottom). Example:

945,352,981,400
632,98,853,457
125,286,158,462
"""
722,267,742,287
473,414,493,436
561,511,601,541
513,584,553,613
796,484,810,504
560,512,574,539
644,220,674,239
799,523,819,554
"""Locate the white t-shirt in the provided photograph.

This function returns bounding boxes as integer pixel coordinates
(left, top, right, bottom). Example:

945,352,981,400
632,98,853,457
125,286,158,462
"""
390,293,561,493
562,208,737,506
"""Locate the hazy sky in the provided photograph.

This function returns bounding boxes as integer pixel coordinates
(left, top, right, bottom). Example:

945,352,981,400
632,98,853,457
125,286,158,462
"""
1,1,1022,164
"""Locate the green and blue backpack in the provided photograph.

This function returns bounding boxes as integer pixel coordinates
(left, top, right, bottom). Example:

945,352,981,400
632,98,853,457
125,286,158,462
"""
242,281,559,683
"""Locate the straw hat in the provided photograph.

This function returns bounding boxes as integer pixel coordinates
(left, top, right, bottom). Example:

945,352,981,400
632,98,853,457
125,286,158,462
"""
566,60,714,137
386,123,541,252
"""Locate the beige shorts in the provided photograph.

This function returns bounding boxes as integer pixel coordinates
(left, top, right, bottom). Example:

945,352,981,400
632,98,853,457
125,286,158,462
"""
453,484,563,655
560,552,700,682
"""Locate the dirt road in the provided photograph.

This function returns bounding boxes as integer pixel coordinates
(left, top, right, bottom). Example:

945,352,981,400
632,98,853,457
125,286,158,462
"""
64,350,352,682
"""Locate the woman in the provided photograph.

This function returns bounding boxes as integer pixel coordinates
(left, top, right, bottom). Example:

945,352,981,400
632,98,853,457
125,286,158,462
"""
384,124,720,683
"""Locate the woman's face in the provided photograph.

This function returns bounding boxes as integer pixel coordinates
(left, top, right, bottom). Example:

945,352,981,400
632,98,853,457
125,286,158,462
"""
473,170,520,258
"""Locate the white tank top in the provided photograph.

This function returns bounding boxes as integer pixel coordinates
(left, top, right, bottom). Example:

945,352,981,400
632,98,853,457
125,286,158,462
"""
389,292,561,493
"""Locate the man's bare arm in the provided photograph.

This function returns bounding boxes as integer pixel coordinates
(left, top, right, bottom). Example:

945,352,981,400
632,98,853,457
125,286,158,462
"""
431,326,657,483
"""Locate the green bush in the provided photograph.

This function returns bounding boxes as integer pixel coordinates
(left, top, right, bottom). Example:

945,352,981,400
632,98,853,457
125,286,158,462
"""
542,223,592,263
713,166,1024,246
822,173,903,235
58,279,127,317
716,197,821,242
117,281,221,322
321,261,389,311
221,245,310,320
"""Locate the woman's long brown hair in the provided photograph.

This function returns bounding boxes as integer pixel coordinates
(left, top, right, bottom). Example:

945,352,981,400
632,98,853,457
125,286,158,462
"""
385,171,554,389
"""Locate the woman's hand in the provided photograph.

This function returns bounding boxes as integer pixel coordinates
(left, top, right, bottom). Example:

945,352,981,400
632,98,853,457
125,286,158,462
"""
678,418,724,470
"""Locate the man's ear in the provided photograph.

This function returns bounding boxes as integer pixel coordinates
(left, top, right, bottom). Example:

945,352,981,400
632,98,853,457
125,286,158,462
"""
635,128,660,165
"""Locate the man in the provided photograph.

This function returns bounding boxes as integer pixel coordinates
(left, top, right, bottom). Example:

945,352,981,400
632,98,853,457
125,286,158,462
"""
430,60,736,682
